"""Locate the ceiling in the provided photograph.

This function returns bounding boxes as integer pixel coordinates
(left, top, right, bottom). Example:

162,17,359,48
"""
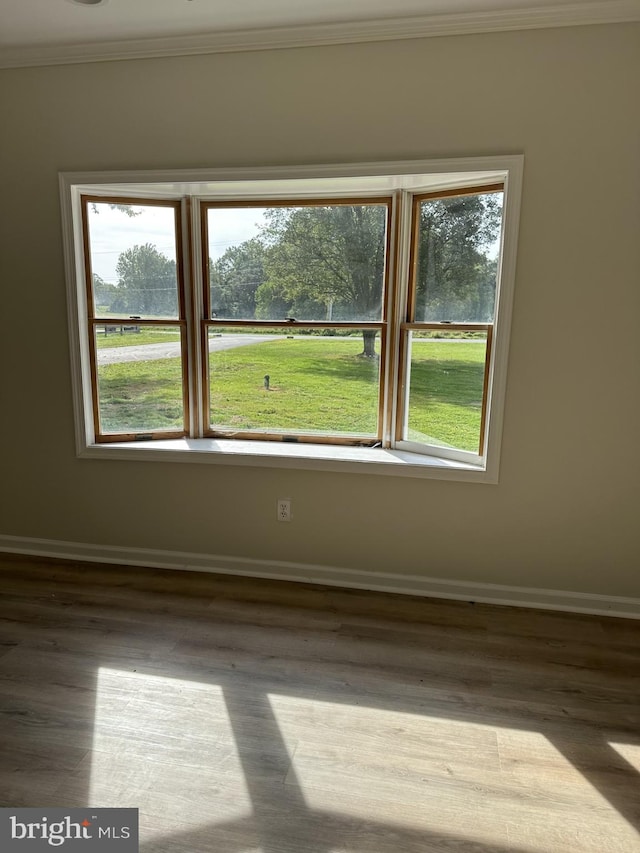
1,0,638,68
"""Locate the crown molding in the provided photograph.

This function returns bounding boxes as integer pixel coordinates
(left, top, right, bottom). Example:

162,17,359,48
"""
1,0,638,69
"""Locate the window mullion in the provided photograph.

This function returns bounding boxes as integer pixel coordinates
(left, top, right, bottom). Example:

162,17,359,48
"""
478,323,494,455
389,191,415,447
183,196,205,438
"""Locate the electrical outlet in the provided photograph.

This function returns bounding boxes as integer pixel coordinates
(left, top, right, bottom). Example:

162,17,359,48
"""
277,499,291,522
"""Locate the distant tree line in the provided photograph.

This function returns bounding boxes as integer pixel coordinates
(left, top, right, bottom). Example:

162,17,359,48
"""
210,194,501,326
96,194,501,352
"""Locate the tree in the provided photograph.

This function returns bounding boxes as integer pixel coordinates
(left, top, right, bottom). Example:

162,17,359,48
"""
259,205,387,356
92,273,118,314
415,194,502,322
115,243,177,316
91,202,142,218
254,278,294,321
209,238,267,319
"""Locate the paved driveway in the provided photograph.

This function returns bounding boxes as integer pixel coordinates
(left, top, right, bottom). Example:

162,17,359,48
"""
97,334,285,365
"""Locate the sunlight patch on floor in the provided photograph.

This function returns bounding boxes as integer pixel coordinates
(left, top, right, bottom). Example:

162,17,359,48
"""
268,693,640,850
609,741,640,772
84,673,639,853
267,693,507,843
90,668,254,827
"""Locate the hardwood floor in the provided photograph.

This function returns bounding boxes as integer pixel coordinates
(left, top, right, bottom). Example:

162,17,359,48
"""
0,554,638,852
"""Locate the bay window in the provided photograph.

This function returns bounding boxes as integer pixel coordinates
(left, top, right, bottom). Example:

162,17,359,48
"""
61,157,522,480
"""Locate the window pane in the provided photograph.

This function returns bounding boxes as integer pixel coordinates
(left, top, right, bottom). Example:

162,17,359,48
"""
86,202,180,319
207,203,387,322
405,332,488,453
414,190,503,322
207,328,381,437
95,325,184,434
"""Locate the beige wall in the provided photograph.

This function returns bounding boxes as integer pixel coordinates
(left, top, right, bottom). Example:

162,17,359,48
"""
0,23,638,597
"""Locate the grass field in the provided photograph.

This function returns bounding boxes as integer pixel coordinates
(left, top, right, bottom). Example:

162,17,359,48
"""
96,336,486,451
95,327,181,349
407,338,486,451
209,337,380,435
97,358,184,432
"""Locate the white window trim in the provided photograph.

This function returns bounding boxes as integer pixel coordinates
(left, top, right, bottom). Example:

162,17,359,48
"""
59,156,523,483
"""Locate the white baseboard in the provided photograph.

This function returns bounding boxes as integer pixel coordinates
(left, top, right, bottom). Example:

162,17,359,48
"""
0,533,638,620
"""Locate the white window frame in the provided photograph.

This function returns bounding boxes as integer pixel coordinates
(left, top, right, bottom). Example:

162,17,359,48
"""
60,156,523,483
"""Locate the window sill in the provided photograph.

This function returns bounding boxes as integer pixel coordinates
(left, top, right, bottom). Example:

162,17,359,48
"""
79,438,496,482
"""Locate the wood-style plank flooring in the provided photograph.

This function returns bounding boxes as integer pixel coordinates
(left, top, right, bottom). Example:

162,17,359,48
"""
0,555,638,852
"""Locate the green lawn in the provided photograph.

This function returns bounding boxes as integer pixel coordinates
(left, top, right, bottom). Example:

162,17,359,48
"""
97,359,184,432
209,337,380,435
95,327,182,349
97,336,486,450
407,339,486,451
